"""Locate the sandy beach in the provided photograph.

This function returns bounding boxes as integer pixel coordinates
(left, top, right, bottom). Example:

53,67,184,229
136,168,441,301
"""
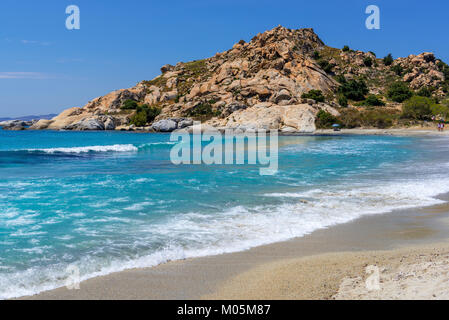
21,192,449,300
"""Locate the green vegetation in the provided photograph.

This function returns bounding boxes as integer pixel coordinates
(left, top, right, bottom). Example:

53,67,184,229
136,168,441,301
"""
431,101,449,119
437,61,449,93
356,95,385,107
312,51,320,60
121,99,139,110
176,59,210,97
301,90,325,102
391,64,404,76
334,74,346,84
130,104,161,127
142,76,168,89
317,60,334,74
387,82,413,103
363,57,373,67
338,94,348,107
338,108,399,129
338,78,369,101
383,53,394,66
185,102,221,122
416,87,433,98
315,110,338,129
437,61,449,80
401,96,433,120
342,45,350,52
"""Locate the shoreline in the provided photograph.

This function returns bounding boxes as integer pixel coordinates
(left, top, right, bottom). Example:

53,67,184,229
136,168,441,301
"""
21,194,449,300
3,127,449,137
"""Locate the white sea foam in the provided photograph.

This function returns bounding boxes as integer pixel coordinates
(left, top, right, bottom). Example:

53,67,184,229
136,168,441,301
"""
1,174,449,300
26,144,138,154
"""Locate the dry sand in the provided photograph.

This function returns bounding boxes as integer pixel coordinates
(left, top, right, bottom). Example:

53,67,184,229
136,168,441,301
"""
21,195,449,300
315,127,449,136
206,245,449,300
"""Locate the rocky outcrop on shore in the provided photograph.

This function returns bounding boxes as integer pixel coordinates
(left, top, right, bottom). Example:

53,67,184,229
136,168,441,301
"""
27,25,449,133
0,120,37,130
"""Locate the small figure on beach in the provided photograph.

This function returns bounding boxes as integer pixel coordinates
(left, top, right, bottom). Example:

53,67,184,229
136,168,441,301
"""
438,122,445,132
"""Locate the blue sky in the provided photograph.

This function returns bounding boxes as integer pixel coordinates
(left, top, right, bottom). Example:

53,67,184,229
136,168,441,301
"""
1,0,448,117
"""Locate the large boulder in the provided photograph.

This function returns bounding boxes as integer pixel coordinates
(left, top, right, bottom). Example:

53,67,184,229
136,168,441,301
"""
222,103,338,133
161,64,174,73
29,119,53,130
152,119,178,132
177,118,194,129
65,118,105,131
103,117,116,130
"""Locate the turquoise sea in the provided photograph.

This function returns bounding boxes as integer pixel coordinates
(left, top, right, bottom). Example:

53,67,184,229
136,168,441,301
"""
1,129,449,299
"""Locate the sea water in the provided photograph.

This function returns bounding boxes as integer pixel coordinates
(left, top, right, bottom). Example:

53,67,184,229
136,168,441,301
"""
0,130,448,299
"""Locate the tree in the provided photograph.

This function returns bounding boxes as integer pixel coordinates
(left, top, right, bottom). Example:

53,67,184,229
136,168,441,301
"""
383,53,394,66
387,82,413,103
121,99,139,110
416,87,433,98
130,109,148,127
363,57,373,67
342,45,350,52
318,60,334,74
391,64,404,76
301,90,325,102
401,96,433,120
130,104,161,126
364,95,385,106
338,79,369,101
316,110,338,129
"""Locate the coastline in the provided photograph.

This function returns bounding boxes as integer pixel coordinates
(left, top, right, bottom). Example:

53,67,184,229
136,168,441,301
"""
3,126,449,137
21,193,449,300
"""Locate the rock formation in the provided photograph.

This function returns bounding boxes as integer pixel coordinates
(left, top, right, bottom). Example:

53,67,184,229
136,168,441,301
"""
28,26,449,133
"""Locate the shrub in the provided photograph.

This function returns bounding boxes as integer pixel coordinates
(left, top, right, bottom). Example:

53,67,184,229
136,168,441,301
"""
185,102,221,121
431,103,449,119
416,87,433,98
363,110,394,128
401,96,433,120
338,94,348,107
362,95,386,106
335,74,346,84
130,104,161,126
363,57,373,67
130,110,148,127
338,79,369,101
301,90,325,102
312,51,320,60
391,64,404,76
316,110,338,129
318,60,334,73
437,61,449,80
121,99,139,110
342,45,350,52
338,108,398,129
141,104,161,123
383,53,394,66
387,82,413,103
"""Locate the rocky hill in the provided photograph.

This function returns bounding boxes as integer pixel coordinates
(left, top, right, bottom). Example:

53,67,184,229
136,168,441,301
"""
29,26,449,133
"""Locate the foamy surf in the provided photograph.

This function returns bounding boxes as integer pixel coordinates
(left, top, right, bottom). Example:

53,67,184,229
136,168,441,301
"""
1,132,449,300
25,144,138,154
1,175,448,299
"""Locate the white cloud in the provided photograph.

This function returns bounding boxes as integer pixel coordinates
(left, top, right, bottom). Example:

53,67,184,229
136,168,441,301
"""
21,40,51,46
0,72,51,79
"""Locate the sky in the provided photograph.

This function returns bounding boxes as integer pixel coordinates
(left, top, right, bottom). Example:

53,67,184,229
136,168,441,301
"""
1,0,449,117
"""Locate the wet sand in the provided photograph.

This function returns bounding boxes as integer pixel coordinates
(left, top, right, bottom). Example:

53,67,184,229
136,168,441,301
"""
21,194,449,300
